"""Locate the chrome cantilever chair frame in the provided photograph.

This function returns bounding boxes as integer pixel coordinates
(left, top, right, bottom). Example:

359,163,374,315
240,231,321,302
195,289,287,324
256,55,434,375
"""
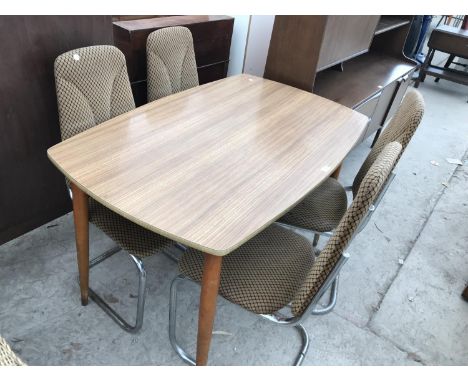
168,248,350,366
86,242,182,333
87,247,147,333
69,187,181,333
167,170,395,365
275,171,396,321
69,188,147,333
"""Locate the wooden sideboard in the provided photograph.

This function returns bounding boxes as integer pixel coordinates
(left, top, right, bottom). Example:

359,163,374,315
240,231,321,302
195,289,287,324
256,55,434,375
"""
113,15,234,106
265,16,418,145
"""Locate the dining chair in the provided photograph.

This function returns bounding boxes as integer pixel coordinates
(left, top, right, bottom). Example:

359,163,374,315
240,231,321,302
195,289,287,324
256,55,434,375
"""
0,337,24,366
146,26,199,102
278,88,425,246
54,45,175,333
168,142,402,366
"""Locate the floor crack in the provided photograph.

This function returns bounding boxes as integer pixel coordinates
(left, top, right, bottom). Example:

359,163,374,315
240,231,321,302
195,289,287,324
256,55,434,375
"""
365,148,468,325
328,310,428,365
366,326,428,365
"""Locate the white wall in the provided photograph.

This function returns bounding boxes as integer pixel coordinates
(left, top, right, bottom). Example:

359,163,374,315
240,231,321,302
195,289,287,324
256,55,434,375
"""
243,15,275,77
227,15,251,76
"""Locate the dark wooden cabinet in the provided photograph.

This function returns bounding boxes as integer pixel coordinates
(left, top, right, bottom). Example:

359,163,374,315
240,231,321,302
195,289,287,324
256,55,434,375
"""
0,16,114,245
265,16,418,143
113,15,234,106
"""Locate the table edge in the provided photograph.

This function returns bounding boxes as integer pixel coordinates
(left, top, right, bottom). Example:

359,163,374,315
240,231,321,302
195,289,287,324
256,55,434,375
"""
47,120,366,257
47,74,369,256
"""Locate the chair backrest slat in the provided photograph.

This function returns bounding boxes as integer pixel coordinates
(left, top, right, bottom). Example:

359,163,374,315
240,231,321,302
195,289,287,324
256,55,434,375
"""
352,88,425,196
291,142,402,316
54,45,135,141
146,26,199,102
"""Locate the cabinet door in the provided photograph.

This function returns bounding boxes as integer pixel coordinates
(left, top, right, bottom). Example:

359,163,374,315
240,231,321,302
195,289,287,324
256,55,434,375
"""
355,92,380,117
317,16,380,71
355,92,381,142
383,72,413,125
363,81,398,139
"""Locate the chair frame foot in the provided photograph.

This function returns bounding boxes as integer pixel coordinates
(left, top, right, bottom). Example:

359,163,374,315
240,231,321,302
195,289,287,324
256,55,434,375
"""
169,275,196,365
294,324,309,366
168,275,311,366
82,246,147,334
311,276,339,315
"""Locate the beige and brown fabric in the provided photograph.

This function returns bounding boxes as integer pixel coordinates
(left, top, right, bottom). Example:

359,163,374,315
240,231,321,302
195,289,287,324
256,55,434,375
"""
352,88,425,195
54,45,172,257
0,337,24,366
54,45,135,141
179,143,401,317
179,224,316,315
147,26,199,102
291,142,402,316
88,198,172,258
278,177,347,232
278,87,424,234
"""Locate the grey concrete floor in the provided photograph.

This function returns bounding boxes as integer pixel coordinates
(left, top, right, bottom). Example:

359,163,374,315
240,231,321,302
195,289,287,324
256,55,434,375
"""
1,78,467,366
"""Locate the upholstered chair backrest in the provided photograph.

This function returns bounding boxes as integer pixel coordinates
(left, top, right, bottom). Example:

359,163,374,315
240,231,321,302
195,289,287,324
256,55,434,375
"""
146,26,199,102
352,88,425,195
54,45,135,141
291,142,402,316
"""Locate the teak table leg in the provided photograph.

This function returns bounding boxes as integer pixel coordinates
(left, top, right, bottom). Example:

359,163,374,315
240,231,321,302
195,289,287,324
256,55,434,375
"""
330,163,342,179
196,253,222,366
70,182,89,306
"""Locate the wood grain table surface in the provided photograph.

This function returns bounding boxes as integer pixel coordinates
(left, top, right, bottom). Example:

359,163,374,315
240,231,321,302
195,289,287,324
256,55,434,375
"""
48,74,368,256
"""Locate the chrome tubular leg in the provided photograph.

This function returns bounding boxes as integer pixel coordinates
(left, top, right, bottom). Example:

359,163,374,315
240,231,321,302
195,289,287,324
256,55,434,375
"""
169,275,196,365
311,276,339,315
294,324,310,366
312,233,320,247
89,246,122,267
170,274,311,366
174,242,188,252
162,242,187,263
162,248,182,263
88,252,147,333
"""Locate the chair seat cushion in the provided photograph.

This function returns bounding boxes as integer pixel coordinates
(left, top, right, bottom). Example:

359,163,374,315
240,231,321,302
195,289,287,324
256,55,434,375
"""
278,177,348,232
179,224,316,315
88,198,173,258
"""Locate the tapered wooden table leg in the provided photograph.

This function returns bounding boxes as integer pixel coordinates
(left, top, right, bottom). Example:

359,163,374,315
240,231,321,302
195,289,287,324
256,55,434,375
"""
196,253,222,366
330,163,342,179
462,285,468,302
70,182,89,306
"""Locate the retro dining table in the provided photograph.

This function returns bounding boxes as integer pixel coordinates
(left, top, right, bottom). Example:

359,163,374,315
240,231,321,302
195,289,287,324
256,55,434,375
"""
47,74,368,365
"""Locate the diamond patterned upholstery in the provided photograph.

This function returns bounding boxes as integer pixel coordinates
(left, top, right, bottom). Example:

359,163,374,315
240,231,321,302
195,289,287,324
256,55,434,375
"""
179,143,401,316
146,26,199,102
179,224,316,315
0,337,24,366
291,142,402,316
352,88,425,196
54,45,173,257
278,88,425,233
54,45,135,141
279,177,347,232
88,198,172,258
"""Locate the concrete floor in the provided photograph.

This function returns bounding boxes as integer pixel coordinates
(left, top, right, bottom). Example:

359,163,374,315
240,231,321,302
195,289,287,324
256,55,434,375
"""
1,78,467,365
